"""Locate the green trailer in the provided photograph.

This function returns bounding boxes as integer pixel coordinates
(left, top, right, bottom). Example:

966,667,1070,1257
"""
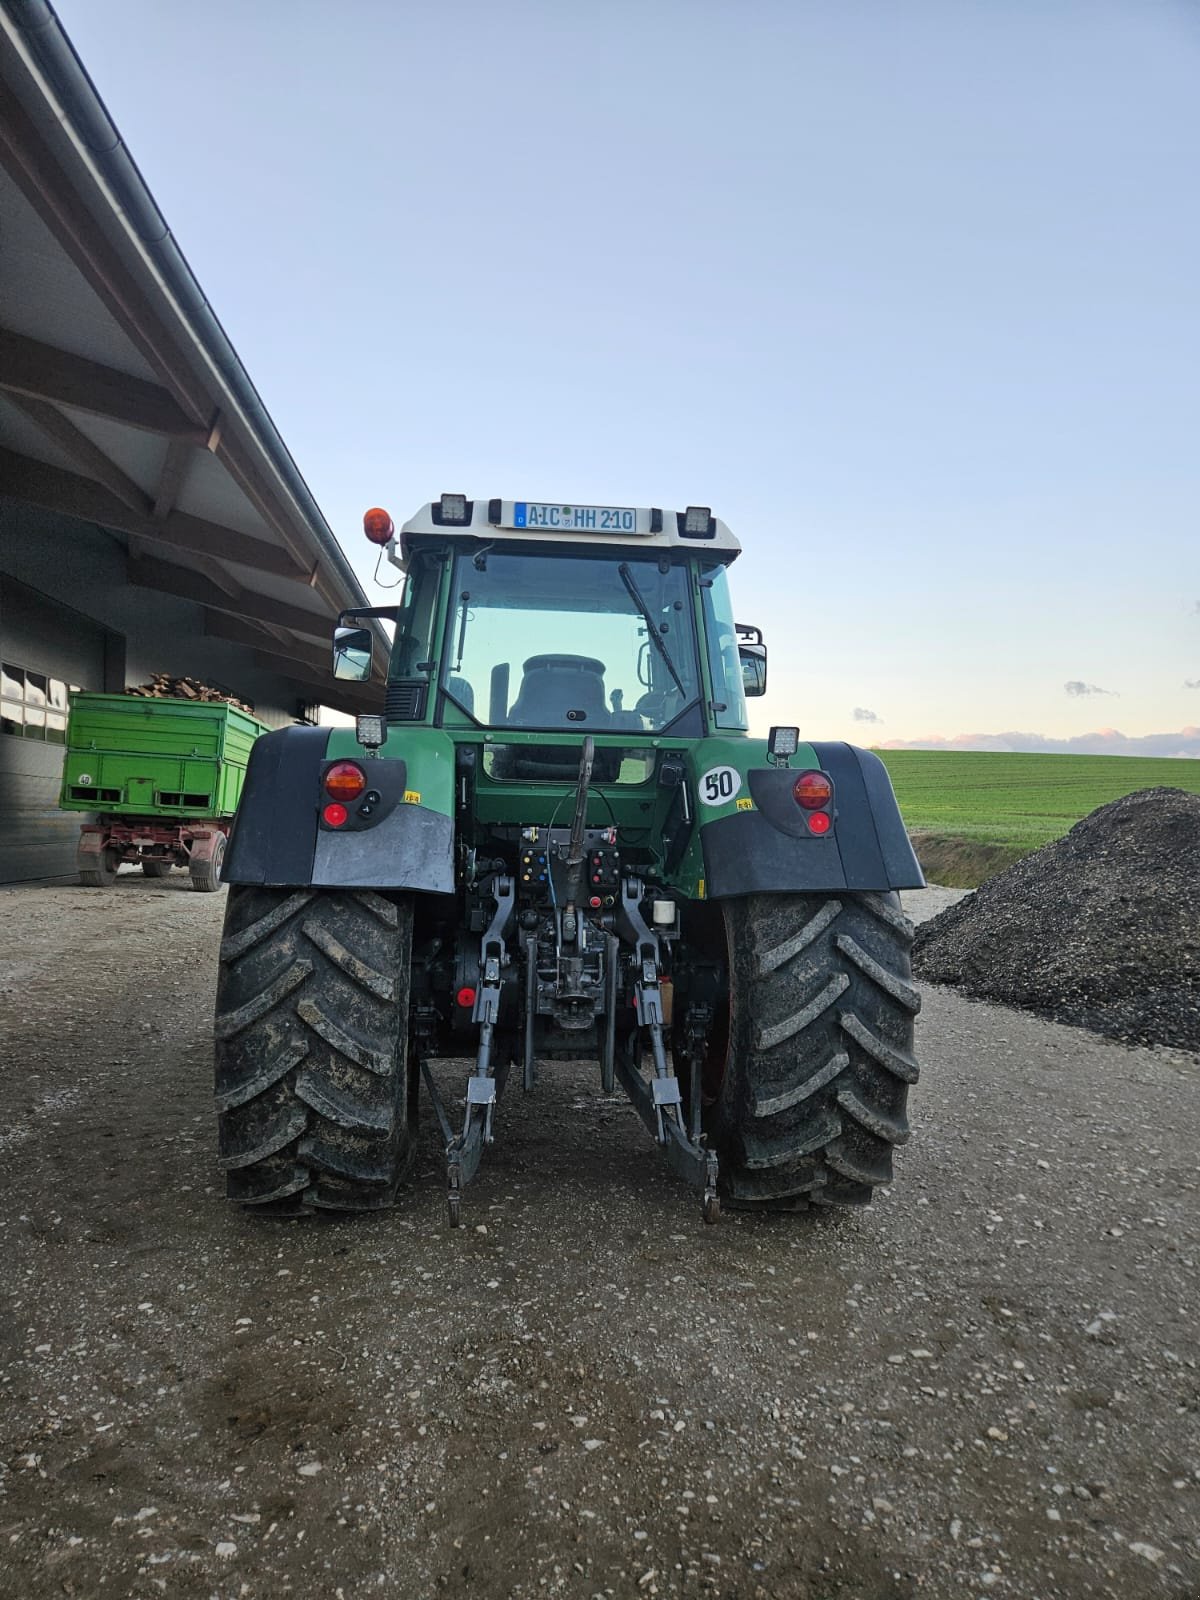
59,692,269,889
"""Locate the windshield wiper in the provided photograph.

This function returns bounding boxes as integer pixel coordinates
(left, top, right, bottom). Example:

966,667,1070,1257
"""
618,563,688,699
453,590,470,672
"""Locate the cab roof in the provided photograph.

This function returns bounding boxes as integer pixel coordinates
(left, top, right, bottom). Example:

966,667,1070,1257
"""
390,496,740,567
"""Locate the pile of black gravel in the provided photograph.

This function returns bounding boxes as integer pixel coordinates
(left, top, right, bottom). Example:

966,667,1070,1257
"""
913,786,1200,1052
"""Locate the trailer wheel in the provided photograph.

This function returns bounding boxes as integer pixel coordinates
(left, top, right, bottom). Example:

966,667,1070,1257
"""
189,834,226,893
214,886,416,1212
702,892,920,1211
142,860,172,878
78,846,119,888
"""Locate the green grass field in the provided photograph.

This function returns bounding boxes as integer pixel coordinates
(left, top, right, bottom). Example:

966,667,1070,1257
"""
876,749,1200,860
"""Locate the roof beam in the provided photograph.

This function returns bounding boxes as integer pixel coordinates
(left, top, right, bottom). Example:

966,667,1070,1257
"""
204,610,333,677
0,326,207,439
252,643,332,679
128,553,336,642
0,447,309,580
188,554,243,601
259,621,299,647
258,658,384,716
152,437,194,521
6,392,151,513
199,615,380,714
204,596,386,684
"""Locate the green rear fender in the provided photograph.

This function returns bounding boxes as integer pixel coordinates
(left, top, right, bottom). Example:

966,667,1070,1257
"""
223,724,456,892
315,726,456,893
679,736,923,898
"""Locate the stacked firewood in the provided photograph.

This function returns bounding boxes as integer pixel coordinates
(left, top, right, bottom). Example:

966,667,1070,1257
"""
125,674,254,714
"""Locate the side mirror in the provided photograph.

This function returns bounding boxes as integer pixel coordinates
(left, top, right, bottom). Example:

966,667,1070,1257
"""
740,644,767,697
333,625,373,682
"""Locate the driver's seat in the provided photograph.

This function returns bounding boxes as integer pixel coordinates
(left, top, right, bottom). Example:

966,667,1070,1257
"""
507,654,610,727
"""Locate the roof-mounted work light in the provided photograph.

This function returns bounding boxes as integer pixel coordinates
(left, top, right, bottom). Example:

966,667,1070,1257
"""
679,505,715,539
363,507,394,545
438,493,469,524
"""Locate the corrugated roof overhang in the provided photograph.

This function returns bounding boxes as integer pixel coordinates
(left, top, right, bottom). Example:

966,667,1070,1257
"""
0,0,385,718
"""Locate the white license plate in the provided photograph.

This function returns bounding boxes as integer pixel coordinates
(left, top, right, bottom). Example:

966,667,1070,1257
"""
513,502,638,533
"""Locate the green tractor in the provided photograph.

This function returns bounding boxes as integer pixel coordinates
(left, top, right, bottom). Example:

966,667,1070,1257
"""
215,496,923,1223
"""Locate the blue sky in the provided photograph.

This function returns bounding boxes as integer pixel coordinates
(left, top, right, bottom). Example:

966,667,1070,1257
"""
57,0,1200,750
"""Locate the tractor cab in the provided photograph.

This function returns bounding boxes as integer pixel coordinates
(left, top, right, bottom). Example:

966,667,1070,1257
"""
333,496,766,749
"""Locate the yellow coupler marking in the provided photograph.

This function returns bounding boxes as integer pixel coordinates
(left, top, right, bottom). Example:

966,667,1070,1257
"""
403,790,421,804
736,797,754,810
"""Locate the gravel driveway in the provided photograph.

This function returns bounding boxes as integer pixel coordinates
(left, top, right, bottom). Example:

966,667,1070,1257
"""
0,877,1196,1599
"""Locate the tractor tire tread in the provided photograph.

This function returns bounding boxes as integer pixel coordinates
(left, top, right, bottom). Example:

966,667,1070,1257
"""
706,891,919,1212
220,891,316,961
214,886,414,1214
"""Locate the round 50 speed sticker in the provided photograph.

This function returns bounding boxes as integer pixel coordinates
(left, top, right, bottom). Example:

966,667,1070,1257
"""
698,765,741,805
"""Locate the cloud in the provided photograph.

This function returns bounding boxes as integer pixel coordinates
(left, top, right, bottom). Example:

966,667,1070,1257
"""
1065,680,1118,697
852,707,882,724
1186,678,1200,690
878,727,1200,759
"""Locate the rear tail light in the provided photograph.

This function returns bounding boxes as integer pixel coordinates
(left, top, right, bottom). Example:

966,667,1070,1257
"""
322,802,348,828
793,770,833,810
806,810,832,835
324,761,367,802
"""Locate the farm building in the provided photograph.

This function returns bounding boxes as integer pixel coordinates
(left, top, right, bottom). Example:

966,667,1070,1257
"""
0,2,385,882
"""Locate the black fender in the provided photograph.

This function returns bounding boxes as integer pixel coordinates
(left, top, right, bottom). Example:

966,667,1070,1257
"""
699,742,923,897
223,726,455,894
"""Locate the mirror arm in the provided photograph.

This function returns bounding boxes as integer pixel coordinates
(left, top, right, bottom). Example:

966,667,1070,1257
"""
337,605,400,626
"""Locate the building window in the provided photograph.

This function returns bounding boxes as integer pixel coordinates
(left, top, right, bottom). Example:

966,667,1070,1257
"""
0,663,75,743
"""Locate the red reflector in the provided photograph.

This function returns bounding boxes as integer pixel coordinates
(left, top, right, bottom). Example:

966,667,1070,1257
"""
324,761,367,802
807,810,832,835
363,506,394,545
793,770,833,810
456,986,476,1008
589,896,602,909
323,802,348,827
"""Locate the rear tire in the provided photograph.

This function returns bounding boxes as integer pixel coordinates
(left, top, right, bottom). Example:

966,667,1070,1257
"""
189,834,226,893
214,886,415,1212
79,846,119,888
706,892,920,1211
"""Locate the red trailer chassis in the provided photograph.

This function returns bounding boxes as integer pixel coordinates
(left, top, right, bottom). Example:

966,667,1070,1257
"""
76,817,229,891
